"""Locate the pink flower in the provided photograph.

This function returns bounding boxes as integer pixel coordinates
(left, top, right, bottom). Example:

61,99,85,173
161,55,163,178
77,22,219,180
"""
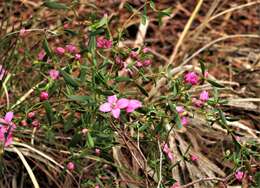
95,148,101,156
126,99,142,113
99,95,129,118
163,143,170,153
170,182,181,188
204,71,209,78
0,65,6,80
130,51,138,58
167,152,174,161
191,154,198,161
192,98,204,108
32,120,40,128
0,112,16,147
65,44,77,53
235,171,244,181
176,106,184,114
95,185,100,188
162,143,174,161
55,47,65,55
181,116,188,126
97,37,112,49
81,128,88,135
20,120,28,126
40,91,49,101
49,69,59,80
199,91,209,102
184,72,199,85
27,111,36,119
19,28,28,37
75,53,81,60
143,59,152,66
38,50,46,61
67,162,75,171
142,47,150,53
135,60,143,67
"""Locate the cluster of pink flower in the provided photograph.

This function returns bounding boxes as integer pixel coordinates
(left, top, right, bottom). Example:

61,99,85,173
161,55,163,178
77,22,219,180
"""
192,90,209,108
176,106,188,126
20,111,40,128
184,71,210,107
49,69,59,80
0,112,16,147
130,47,152,68
55,44,81,60
96,37,113,49
99,95,142,119
162,143,173,161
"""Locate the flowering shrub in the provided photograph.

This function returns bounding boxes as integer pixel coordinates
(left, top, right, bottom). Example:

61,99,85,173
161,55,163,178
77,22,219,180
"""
0,1,259,188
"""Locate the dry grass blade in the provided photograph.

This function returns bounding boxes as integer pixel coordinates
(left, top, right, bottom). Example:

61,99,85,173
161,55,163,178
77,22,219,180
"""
12,147,40,188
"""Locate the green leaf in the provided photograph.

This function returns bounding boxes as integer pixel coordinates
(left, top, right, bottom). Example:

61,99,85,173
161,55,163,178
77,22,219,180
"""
69,133,82,147
255,172,260,187
43,101,53,126
88,35,96,53
218,109,227,125
207,79,225,88
43,38,52,57
60,70,79,88
43,1,68,10
141,14,147,25
124,2,134,12
115,77,133,82
89,17,107,31
149,0,156,11
68,95,92,103
135,83,149,97
175,114,182,129
64,29,78,36
87,132,94,148
199,59,206,76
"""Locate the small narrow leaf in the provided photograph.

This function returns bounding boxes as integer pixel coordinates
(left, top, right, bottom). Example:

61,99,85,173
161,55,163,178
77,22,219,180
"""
43,38,52,57
44,1,68,10
135,83,149,97
87,132,94,148
207,79,225,88
199,59,206,76
43,101,53,126
60,70,79,88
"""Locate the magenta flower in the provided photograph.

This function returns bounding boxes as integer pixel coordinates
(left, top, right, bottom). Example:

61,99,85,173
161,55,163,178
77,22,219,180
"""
126,99,142,113
176,106,184,114
184,72,199,85
97,37,112,49
27,111,36,119
19,28,28,37
162,143,174,161
95,148,101,156
32,120,40,128
181,116,188,126
55,47,65,55
170,182,181,188
99,95,129,118
0,112,16,147
65,44,77,53
40,91,49,101
38,50,46,61
235,171,244,181
67,162,75,171
192,98,204,108
130,51,138,59
142,47,150,53
75,53,81,60
136,60,143,67
143,59,152,66
191,154,199,161
199,90,209,102
49,69,59,80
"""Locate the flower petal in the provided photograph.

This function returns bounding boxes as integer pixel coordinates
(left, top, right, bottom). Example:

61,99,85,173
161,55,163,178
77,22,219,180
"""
4,112,13,122
108,95,117,104
99,103,112,112
116,98,129,109
111,108,120,119
126,100,142,113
